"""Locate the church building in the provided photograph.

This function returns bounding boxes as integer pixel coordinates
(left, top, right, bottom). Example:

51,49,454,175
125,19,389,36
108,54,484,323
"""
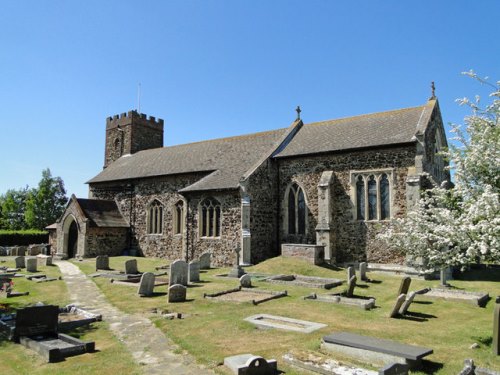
55,92,449,267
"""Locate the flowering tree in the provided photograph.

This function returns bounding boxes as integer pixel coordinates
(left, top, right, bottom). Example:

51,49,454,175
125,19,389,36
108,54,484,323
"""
380,72,500,271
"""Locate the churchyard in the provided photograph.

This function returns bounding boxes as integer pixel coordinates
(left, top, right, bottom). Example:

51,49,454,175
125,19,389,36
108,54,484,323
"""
0,255,499,374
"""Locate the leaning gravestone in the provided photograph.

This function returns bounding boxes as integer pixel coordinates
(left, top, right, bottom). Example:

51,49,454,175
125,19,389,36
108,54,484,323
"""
124,259,138,275
347,266,355,281
397,277,412,296
26,258,38,273
240,274,252,288
188,260,200,283
399,291,417,315
494,303,500,355
199,252,211,269
346,275,357,297
359,262,368,281
15,256,26,269
96,255,110,271
168,284,187,303
389,294,407,318
169,260,188,286
138,272,155,297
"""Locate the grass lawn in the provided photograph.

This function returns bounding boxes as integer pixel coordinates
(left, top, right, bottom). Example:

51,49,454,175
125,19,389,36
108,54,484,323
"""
0,257,140,375
74,256,500,374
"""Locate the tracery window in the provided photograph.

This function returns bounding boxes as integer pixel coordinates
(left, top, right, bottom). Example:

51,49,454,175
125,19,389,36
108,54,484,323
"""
200,198,221,237
353,171,392,221
173,200,184,235
147,200,164,234
286,183,307,235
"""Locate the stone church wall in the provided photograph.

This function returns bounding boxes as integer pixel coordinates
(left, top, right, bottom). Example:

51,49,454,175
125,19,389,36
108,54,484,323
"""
277,145,416,264
85,227,127,257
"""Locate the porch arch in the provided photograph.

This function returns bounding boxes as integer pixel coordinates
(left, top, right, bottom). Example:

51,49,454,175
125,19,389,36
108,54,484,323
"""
62,214,79,259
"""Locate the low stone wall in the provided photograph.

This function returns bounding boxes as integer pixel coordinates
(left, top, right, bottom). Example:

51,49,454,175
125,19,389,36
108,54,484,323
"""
281,244,324,265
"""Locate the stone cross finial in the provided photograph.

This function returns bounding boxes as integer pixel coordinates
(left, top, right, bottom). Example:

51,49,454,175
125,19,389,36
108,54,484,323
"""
235,246,241,266
430,81,436,99
296,106,301,120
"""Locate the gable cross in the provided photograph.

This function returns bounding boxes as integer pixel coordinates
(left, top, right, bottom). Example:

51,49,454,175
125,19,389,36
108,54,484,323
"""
296,105,301,120
430,81,436,99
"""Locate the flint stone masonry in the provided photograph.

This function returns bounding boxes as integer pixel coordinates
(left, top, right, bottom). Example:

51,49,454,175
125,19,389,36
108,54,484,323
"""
15,256,25,269
281,244,324,265
96,255,110,270
26,258,38,273
199,252,211,269
124,259,138,275
188,260,200,283
224,353,278,375
138,272,155,297
168,284,187,303
170,260,188,286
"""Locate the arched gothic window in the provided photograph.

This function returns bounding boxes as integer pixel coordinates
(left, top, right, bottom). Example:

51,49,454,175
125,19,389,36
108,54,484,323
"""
200,198,221,237
173,200,184,235
287,183,307,235
147,200,164,234
354,172,392,221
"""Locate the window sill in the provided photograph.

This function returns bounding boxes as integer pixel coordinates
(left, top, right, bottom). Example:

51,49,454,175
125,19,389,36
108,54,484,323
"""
200,236,221,240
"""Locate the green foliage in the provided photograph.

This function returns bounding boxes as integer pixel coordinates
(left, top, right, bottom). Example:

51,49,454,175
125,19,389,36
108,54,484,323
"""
0,187,29,230
0,229,48,246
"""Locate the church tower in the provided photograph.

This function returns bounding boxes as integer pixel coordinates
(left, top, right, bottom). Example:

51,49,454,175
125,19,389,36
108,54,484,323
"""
104,111,164,168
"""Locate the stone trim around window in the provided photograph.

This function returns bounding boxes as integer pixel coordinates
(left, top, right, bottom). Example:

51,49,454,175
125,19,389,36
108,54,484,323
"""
199,197,221,239
147,199,164,235
173,199,185,236
350,169,395,221
283,182,308,235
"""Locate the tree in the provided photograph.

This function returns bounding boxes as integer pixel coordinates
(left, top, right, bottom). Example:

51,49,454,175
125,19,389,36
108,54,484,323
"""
24,168,68,230
0,187,29,230
380,72,500,271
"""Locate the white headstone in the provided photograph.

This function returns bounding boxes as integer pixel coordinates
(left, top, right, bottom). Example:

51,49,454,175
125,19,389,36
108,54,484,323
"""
26,258,38,273
169,260,188,286
138,272,155,297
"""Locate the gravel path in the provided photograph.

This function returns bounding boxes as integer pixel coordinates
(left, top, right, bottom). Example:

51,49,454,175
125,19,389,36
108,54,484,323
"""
55,260,214,375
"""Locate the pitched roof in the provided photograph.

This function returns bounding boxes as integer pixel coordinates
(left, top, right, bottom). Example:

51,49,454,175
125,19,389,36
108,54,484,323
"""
87,128,288,191
274,103,433,158
76,198,129,227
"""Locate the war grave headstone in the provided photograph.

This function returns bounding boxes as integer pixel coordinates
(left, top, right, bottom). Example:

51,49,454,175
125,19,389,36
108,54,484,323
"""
96,255,110,271
224,353,278,375
359,262,368,281
15,256,25,269
397,277,411,296
26,258,38,273
228,246,246,278
188,260,200,283
168,284,187,303
399,292,417,316
199,252,211,269
389,294,407,318
124,259,139,275
240,274,252,288
169,260,188,286
137,272,155,297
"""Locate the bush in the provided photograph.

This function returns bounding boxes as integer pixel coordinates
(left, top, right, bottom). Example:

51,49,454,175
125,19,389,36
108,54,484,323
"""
0,229,49,246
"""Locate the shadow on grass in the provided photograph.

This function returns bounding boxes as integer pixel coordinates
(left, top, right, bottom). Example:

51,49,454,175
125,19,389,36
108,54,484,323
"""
420,360,444,374
319,263,343,272
399,311,437,322
454,265,500,282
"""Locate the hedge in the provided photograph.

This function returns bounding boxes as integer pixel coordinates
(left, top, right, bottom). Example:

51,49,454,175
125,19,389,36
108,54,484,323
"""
0,230,49,246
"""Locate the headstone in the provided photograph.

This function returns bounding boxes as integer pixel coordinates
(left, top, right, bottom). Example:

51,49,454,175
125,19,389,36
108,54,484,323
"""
168,284,187,303
29,244,44,256
96,255,110,270
347,266,355,281
199,252,211,269
494,303,500,355
15,256,26,269
169,260,188,286
389,294,406,318
124,259,138,275
15,305,59,337
359,262,368,281
458,359,476,375
397,277,411,296
26,258,38,273
138,272,155,297
188,260,200,283
240,274,252,288
379,362,409,375
228,246,246,278
18,246,27,256
224,353,278,375
37,255,52,267
346,275,357,297
10,246,19,256
399,291,417,315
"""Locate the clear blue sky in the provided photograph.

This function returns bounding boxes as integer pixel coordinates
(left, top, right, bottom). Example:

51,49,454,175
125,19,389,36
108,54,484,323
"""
1,1,499,198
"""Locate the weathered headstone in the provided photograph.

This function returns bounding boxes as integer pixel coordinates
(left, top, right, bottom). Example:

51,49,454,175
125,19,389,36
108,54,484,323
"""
347,266,355,281
458,359,476,375
228,246,246,278
28,244,44,256
37,255,52,267
240,274,252,288
96,255,110,271
26,258,38,273
15,256,26,269
224,353,278,375
359,262,368,281
494,303,500,355
188,260,200,283
199,252,211,269
138,272,155,297
397,277,411,296
168,284,187,303
389,294,406,318
169,260,188,286
346,275,357,297
399,291,417,315
18,246,27,256
124,259,138,275
379,362,409,375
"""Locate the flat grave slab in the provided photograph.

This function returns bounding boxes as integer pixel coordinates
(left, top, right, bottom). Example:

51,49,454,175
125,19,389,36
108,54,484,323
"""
265,274,342,289
423,288,489,307
245,313,326,333
282,352,377,375
304,293,376,310
58,304,102,332
110,276,169,287
204,287,287,305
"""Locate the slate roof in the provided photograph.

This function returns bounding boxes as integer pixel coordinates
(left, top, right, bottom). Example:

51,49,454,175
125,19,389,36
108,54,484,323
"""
274,104,432,158
76,198,129,227
87,129,288,191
